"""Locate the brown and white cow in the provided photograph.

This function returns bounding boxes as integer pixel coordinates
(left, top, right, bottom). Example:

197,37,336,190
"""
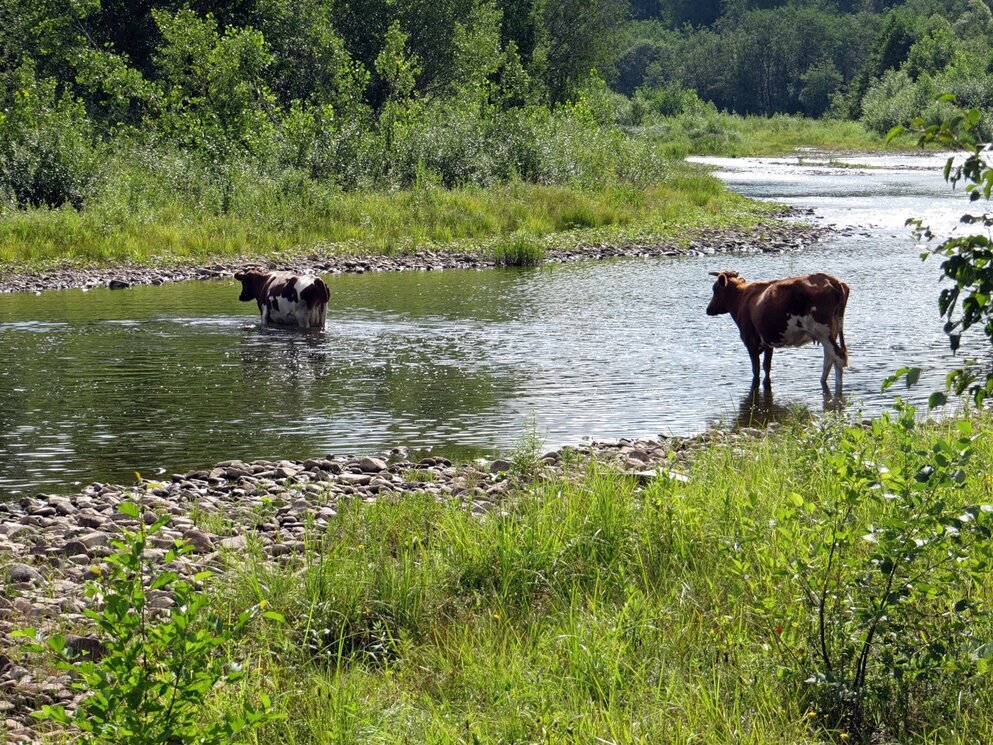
234,269,330,329
706,270,850,392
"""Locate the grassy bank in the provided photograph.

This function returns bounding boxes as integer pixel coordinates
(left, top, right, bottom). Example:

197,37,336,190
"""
635,112,917,159
0,165,777,272
0,111,916,276
165,408,993,744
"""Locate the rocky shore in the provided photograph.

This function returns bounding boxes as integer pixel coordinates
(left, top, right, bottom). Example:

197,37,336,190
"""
0,428,763,743
0,221,825,294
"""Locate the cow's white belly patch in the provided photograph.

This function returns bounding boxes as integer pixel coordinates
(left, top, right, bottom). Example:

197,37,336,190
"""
768,314,829,348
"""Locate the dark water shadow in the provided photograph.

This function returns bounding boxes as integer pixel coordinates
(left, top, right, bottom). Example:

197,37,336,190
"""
734,384,849,430
733,385,805,429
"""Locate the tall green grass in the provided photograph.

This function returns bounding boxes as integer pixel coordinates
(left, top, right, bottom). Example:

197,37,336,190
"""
0,165,773,270
633,112,921,159
205,413,993,744
489,234,546,267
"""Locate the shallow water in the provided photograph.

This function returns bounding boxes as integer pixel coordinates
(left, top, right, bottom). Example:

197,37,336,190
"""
0,151,983,494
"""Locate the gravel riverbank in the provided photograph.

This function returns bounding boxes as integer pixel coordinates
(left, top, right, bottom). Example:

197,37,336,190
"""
0,221,825,294
0,427,766,742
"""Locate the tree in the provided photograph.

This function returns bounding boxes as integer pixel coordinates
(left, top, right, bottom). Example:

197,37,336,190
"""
153,8,276,210
524,0,629,102
248,0,368,114
800,60,844,117
0,65,98,208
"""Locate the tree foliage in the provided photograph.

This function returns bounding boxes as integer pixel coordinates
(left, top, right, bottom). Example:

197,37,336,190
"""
892,100,993,406
1,0,992,209
616,0,993,126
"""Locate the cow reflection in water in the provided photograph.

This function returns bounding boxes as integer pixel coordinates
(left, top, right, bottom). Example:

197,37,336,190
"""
238,325,333,390
734,384,845,430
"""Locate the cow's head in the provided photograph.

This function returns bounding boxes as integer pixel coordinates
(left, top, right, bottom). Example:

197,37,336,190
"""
706,270,742,316
234,269,268,302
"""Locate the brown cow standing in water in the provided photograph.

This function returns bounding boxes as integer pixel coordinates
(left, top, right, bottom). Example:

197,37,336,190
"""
706,270,850,393
234,269,330,329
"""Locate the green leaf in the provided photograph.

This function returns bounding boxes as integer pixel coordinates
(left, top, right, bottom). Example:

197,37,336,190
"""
928,391,947,409
262,611,286,624
882,367,912,391
118,501,140,519
47,634,66,654
150,571,179,591
882,367,921,391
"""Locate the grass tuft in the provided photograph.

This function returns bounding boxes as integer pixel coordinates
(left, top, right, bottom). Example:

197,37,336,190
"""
489,234,546,267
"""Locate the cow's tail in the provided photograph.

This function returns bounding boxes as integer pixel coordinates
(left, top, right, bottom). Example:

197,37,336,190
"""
319,279,330,329
834,280,850,367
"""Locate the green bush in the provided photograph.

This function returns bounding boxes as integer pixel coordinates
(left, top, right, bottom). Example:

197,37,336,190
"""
860,69,919,135
0,70,99,209
15,501,282,743
747,405,993,739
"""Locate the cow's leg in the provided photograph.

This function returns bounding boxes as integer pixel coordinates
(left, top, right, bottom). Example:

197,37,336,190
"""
311,304,327,329
837,314,848,367
834,345,844,395
820,343,845,394
762,348,773,388
748,346,761,386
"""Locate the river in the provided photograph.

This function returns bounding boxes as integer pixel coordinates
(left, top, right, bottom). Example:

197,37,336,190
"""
0,151,979,495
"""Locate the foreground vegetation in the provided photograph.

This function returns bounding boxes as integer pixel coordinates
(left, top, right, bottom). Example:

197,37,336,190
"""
219,410,993,743
19,404,993,744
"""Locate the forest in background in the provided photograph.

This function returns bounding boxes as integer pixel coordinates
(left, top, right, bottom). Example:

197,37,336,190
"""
620,0,993,127
0,0,990,244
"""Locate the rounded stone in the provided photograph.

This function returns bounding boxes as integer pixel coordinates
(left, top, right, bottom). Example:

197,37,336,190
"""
7,563,43,584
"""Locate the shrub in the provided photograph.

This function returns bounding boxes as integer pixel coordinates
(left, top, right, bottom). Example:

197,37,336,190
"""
763,406,993,739
16,501,282,743
860,69,918,134
0,69,99,209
